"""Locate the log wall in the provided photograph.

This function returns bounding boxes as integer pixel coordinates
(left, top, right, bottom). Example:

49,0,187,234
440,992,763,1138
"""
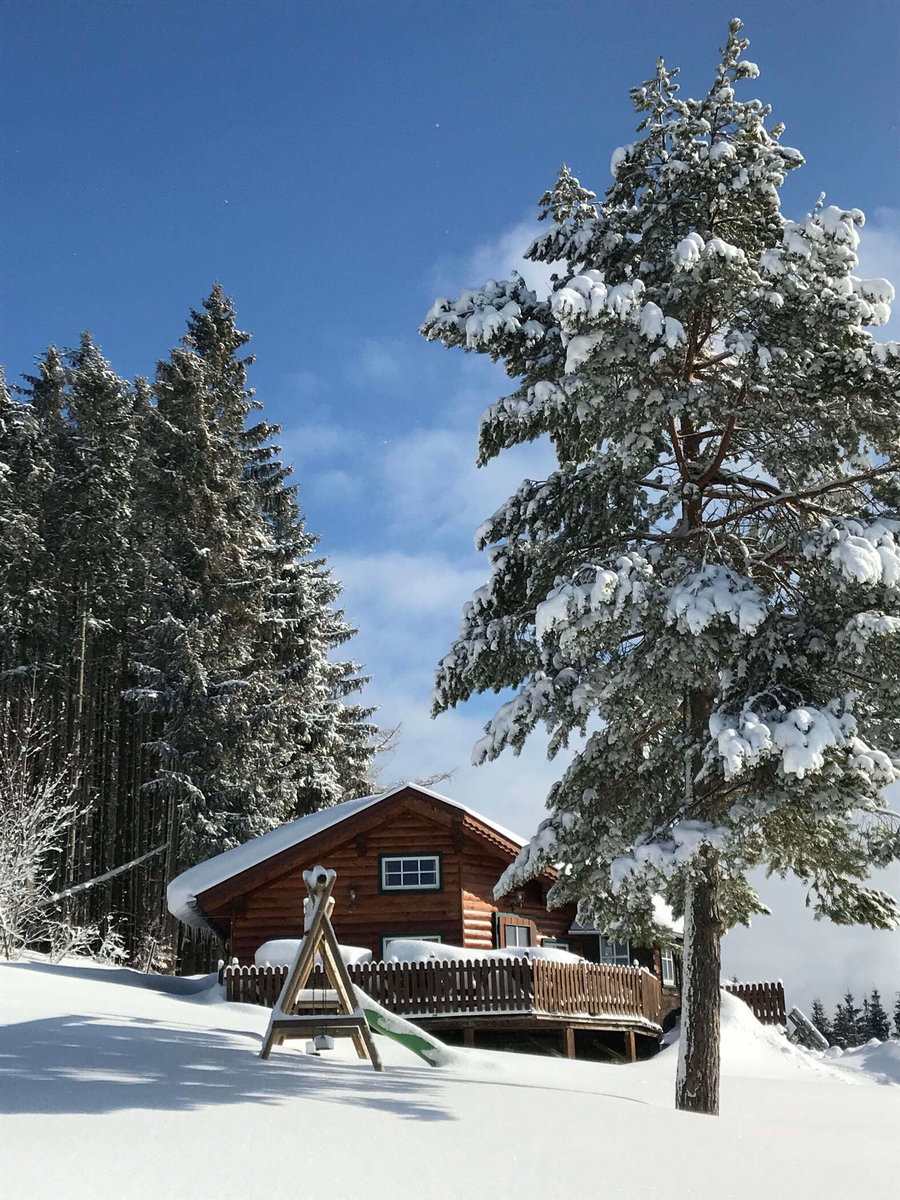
204,790,579,964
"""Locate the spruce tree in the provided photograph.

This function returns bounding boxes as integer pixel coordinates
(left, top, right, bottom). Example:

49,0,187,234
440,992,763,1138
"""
860,994,872,1042
865,988,891,1041
832,992,862,1049
810,997,833,1044
135,287,375,953
0,369,43,674
894,992,900,1038
421,20,899,1114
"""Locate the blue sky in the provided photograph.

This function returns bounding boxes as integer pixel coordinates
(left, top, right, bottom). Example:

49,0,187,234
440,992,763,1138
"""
3,0,899,1000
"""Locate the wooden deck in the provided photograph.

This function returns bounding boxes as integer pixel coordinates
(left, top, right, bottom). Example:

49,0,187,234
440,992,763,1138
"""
222,957,664,1044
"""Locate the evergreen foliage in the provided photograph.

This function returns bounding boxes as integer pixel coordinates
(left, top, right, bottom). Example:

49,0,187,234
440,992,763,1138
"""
421,19,899,1112
0,289,376,965
832,991,862,1048
863,987,891,1042
810,997,833,1044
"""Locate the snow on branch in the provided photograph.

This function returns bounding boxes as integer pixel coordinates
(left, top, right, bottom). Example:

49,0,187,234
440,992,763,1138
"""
610,821,730,890
665,564,767,636
709,697,898,784
804,518,900,589
535,554,653,646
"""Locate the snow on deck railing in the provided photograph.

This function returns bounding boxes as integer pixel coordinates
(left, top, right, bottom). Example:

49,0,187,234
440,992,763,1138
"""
221,958,664,1028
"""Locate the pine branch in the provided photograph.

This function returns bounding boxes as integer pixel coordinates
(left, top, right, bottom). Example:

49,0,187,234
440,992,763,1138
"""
698,464,898,534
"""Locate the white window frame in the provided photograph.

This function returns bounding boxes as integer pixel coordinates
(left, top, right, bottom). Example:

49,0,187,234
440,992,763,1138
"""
380,853,441,892
598,935,631,966
660,946,677,987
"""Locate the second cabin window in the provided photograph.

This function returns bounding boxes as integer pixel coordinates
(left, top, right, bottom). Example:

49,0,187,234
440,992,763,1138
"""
660,946,677,987
380,854,442,892
598,936,632,967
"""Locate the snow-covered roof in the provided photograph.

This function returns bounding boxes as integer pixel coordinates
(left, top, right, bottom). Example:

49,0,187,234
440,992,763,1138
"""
167,782,527,929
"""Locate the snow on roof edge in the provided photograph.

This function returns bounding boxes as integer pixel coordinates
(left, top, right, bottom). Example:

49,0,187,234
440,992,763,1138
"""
167,782,527,930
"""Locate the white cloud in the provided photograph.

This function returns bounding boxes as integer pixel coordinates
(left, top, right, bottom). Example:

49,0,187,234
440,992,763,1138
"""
279,422,362,462
347,337,407,390
380,425,554,540
429,216,560,301
334,550,483,619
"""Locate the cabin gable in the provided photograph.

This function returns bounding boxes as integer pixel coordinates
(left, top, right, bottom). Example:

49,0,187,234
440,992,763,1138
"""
207,789,472,963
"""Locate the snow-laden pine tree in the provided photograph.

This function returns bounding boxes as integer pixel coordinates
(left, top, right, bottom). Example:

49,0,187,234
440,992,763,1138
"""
12,339,148,937
135,287,375,953
421,20,900,1113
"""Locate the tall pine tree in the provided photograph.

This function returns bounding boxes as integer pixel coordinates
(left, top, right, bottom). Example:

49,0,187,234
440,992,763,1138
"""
421,21,899,1113
134,288,375,963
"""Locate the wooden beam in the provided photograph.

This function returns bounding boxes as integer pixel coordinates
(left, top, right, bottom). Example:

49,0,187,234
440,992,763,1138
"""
563,1026,576,1059
624,1030,637,1062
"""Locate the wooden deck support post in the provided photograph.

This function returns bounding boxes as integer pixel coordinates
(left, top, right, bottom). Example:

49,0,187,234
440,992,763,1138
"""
624,1030,636,1062
563,1026,576,1059
463,1027,475,1048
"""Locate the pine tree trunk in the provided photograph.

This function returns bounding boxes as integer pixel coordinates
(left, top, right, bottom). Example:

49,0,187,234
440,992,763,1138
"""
675,846,723,1115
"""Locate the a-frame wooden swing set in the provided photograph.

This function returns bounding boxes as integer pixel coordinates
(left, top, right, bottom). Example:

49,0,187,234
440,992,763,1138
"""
259,865,383,1071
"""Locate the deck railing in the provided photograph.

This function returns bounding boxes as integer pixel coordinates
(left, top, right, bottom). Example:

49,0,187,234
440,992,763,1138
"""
221,960,787,1028
221,957,663,1028
723,980,787,1026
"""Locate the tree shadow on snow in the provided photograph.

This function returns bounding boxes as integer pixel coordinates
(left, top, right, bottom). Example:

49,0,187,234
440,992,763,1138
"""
0,1012,453,1123
4,959,217,996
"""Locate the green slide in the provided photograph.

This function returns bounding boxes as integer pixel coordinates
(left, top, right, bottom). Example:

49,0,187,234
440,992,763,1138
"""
351,984,457,1068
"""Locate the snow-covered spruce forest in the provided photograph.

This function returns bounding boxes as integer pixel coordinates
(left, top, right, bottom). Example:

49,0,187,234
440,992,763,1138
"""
0,287,376,968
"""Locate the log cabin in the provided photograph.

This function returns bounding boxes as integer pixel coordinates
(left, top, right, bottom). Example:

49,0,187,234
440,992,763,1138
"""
168,782,682,1020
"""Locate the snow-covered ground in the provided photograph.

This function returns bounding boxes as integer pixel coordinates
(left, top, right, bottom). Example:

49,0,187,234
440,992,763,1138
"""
1,958,897,1200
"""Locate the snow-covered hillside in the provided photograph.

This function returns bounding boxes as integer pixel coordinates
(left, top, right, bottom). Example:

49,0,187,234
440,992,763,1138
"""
1,958,897,1199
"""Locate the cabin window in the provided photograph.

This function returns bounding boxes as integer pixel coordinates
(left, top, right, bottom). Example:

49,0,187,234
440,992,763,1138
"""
598,936,631,966
541,938,571,952
381,933,442,959
495,912,538,949
660,946,677,987
379,853,442,892
503,923,532,948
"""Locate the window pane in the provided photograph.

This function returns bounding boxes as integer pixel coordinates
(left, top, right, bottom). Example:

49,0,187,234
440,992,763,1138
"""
661,948,676,986
505,924,531,947
599,936,631,965
382,855,440,889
